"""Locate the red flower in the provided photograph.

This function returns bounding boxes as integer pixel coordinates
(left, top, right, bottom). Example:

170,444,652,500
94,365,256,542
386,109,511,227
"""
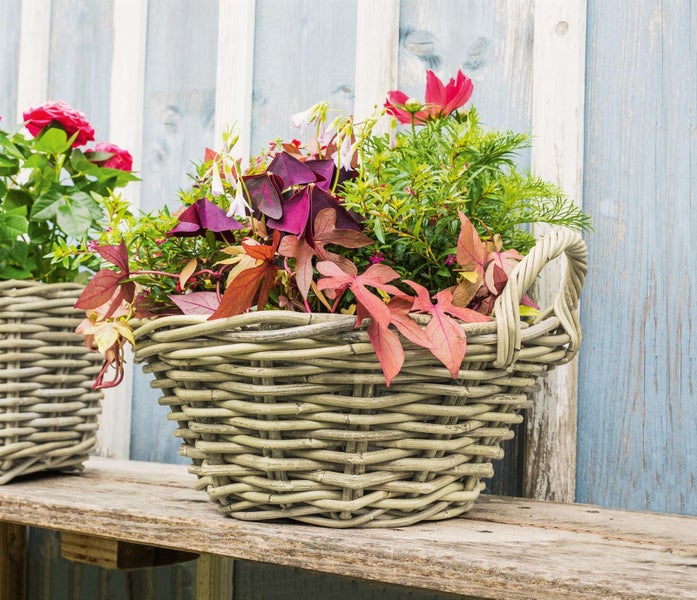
385,70,474,124
23,100,95,147
86,142,134,171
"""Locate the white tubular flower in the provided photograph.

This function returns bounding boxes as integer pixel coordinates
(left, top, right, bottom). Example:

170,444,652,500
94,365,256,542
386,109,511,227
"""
210,161,224,197
291,106,314,134
226,180,250,218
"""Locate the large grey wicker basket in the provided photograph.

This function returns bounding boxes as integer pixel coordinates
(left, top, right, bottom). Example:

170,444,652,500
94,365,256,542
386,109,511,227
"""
0,280,104,484
132,229,587,528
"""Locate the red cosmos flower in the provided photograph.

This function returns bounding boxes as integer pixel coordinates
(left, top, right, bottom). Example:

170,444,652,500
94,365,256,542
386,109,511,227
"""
85,142,134,171
385,70,474,125
23,100,95,147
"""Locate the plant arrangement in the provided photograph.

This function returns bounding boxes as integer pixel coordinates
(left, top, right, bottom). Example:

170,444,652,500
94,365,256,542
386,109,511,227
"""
0,100,137,283
75,70,589,388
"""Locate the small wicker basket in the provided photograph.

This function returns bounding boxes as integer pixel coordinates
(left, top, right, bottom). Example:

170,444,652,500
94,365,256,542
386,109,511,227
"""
0,280,104,484
132,228,587,528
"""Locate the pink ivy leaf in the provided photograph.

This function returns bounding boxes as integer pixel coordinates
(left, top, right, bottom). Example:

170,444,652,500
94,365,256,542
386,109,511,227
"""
169,291,220,315
455,211,487,280
404,281,490,378
317,261,402,329
386,295,434,349
367,320,404,387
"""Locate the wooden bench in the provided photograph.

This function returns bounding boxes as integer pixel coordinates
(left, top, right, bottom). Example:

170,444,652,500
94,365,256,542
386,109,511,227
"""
1,457,695,600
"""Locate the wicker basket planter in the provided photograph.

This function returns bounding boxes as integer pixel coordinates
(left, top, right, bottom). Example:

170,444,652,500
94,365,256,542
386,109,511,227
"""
0,280,104,484
132,229,587,528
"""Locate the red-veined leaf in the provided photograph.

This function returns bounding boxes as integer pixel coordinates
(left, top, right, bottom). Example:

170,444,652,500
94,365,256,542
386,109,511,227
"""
96,240,129,272
74,269,126,310
169,291,220,315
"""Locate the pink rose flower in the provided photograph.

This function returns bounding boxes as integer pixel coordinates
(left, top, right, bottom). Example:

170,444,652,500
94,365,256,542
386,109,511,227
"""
85,142,134,171
22,100,95,147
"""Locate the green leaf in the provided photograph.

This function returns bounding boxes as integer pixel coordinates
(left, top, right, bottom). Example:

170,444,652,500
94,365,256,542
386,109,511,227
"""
0,213,29,241
27,220,51,244
2,189,32,215
24,153,48,170
0,263,32,279
56,198,93,239
70,149,101,175
30,192,64,221
71,190,103,222
34,127,71,154
373,218,385,243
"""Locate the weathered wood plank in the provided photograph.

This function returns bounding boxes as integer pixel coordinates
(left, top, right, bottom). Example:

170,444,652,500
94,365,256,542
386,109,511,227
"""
250,0,357,154
16,0,51,119
527,0,587,502
196,554,234,600
95,0,150,463
353,0,400,121
0,523,26,600
132,0,220,466
1,458,696,600
46,0,115,138
577,0,697,516
60,532,197,570
214,0,256,160
0,0,22,121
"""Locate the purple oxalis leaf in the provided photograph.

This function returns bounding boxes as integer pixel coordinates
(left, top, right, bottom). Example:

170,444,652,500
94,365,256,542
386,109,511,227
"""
304,159,336,190
266,187,310,235
268,152,317,187
168,198,243,238
242,172,284,219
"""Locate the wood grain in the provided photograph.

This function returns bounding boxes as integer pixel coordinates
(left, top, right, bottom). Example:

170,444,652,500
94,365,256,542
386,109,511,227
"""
0,0,21,120
577,0,697,516
16,0,51,119
527,0,587,502
2,457,696,600
0,523,26,600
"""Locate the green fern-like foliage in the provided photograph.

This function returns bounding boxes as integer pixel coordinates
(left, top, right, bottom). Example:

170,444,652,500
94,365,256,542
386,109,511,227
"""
340,108,590,294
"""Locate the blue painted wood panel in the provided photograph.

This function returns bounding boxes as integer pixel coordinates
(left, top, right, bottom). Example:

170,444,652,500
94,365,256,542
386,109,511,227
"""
0,0,21,121
138,0,218,214
131,0,219,465
250,0,358,155
577,0,697,515
47,0,114,140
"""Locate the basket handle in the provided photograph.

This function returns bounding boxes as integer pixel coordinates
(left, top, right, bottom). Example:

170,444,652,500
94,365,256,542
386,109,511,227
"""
492,228,588,369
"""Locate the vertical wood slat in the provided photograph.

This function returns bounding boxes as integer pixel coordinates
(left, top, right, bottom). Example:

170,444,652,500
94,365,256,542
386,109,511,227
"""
95,0,150,462
353,0,400,122
527,0,587,502
16,0,52,119
197,554,234,600
214,0,256,161
0,523,27,600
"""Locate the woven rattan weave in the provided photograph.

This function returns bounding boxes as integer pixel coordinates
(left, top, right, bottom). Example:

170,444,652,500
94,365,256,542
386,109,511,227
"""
0,280,103,484
132,229,587,527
